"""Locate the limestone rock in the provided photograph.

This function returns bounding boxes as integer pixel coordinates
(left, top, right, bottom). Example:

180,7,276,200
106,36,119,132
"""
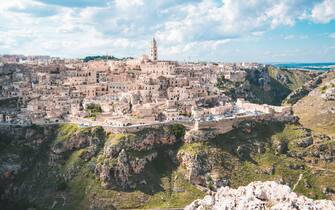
296,136,313,148
95,126,180,189
177,152,210,186
184,130,217,143
273,139,288,155
185,181,335,210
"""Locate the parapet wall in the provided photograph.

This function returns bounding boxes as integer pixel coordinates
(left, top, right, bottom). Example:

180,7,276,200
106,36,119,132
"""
236,99,292,116
103,121,194,133
103,112,283,134
195,113,275,133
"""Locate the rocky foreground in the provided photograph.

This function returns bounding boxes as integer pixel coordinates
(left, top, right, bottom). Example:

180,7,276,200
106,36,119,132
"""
185,181,335,210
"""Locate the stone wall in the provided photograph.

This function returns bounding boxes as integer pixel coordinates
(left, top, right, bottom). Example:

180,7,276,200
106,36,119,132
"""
103,112,281,135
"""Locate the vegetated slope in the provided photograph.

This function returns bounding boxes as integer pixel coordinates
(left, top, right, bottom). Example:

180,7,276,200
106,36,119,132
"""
267,67,318,90
180,122,335,201
293,71,335,137
0,124,204,210
1,120,335,210
217,66,318,105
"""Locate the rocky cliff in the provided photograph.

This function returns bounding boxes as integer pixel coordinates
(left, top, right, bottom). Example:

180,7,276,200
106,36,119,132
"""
1,118,335,210
185,181,335,210
0,123,205,209
217,66,319,105
95,125,181,189
293,71,335,136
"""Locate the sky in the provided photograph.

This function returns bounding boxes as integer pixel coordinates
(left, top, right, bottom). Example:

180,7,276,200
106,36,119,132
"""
0,0,335,62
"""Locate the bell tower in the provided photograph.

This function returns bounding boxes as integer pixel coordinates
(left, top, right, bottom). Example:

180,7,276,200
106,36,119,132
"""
151,37,157,62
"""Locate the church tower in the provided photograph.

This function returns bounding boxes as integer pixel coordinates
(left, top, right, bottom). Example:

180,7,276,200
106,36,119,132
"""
151,37,157,62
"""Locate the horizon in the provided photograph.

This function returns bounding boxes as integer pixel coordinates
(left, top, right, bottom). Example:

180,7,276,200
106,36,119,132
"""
0,0,335,62
2,53,335,65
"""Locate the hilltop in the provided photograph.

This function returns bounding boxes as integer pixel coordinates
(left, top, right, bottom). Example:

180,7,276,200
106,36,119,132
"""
293,71,335,136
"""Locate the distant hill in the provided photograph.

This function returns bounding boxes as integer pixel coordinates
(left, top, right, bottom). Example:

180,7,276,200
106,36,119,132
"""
82,55,134,62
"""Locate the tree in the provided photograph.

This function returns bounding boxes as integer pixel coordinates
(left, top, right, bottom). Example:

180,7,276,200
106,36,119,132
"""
85,103,102,118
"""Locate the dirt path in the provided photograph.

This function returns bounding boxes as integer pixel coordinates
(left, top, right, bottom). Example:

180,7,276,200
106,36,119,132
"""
292,173,303,191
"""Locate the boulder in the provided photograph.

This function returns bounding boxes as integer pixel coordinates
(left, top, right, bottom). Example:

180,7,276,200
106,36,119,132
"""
288,163,305,170
185,181,335,210
236,145,249,159
296,137,313,148
273,140,288,155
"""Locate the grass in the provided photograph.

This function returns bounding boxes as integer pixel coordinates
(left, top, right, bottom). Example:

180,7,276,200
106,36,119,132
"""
228,146,328,199
178,142,209,156
63,172,94,209
127,148,156,159
272,123,309,151
62,148,86,171
142,148,205,209
3,120,335,209
195,121,335,200
293,78,335,137
143,169,205,209
54,124,81,143
106,133,127,145
61,143,205,209
53,124,105,147
64,165,148,210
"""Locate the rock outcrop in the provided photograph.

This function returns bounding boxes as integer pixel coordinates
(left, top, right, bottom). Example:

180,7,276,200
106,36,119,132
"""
177,151,210,185
321,79,335,101
185,181,335,210
1,118,335,209
283,72,325,105
95,125,183,189
184,129,217,143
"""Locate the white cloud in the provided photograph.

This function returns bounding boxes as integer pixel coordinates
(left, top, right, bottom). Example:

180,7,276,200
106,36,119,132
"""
0,0,150,57
154,0,316,59
156,0,315,44
329,33,335,39
0,0,37,11
0,0,334,61
114,0,144,9
311,0,335,23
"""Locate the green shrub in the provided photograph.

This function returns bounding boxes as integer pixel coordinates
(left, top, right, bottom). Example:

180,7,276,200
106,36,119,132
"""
320,85,328,94
85,103,102,117
171,124,185,139
56,178,67,191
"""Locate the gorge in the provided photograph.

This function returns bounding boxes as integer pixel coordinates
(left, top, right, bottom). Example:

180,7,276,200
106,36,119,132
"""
1,68,335,210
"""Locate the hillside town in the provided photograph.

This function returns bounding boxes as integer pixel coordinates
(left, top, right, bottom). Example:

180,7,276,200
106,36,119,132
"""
0,38,291,128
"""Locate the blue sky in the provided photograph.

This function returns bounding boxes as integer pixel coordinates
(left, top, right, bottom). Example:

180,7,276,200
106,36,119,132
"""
0,0,334,62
